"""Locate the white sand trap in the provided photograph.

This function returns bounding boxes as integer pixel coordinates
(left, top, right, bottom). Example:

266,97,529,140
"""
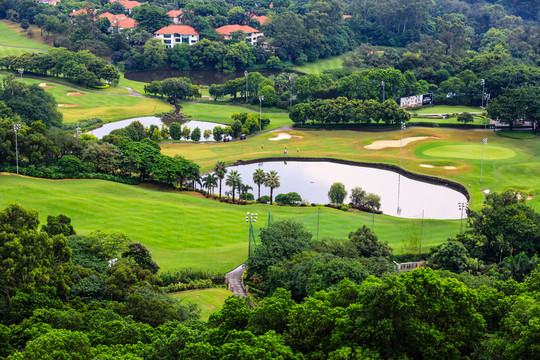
420,164,457,170
57,104,79,107
365,136,434,150
483,189,490,194
66,92,86,96
39,83,55,88
269,132,303,141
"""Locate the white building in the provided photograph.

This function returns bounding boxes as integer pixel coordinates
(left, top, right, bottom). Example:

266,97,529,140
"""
154,25,199,48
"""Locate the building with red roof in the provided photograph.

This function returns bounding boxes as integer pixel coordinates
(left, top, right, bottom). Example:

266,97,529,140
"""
110,0,141,14
166,9,184,24
69,8,95,16
99,12,126,23
97,12,137,31
215,25,263,45
251,15,270,25
342,15,352,19
154,25,199,48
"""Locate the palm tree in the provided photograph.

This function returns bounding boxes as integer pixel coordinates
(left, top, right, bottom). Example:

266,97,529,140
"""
225,170,242,203
264,170,280,205
202,174,218,195
240,183,253,200
214,161,227,198
253,168,266,201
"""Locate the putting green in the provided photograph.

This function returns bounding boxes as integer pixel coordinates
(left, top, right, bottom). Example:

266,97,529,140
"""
422,144,516,160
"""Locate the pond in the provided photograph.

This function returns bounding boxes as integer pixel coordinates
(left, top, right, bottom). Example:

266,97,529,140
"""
125,69,297,86
87,116,223,140
217,160,468,219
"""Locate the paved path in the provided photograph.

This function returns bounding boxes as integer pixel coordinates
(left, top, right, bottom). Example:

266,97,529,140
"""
225,264,247,297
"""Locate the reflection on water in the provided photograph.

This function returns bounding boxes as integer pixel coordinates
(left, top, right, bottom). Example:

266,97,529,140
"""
88,116,223,140
220,161,467,219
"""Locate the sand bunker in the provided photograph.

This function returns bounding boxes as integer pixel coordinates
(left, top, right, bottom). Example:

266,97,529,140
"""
39,83,55,88
269,132,303,141
420,164,457,170
365,136,434,150
66,92,86,96
57,104,79,107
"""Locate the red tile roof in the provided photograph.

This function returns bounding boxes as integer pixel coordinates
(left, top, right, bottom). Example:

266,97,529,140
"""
166,9,184,18
154,25,198,35
99,12,127,22
251,15,270,25
215,25,260,35
342,15,352,19
110,0,141,10
114,17,137,28
70,8,95,16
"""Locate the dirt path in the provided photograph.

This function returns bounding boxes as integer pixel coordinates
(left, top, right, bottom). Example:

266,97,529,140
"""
225,264,247,297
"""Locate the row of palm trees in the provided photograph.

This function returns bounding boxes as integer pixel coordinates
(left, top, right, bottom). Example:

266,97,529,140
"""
201,161,281,204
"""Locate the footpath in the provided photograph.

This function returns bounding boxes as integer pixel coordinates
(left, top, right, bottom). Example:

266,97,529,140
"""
225,264,247,297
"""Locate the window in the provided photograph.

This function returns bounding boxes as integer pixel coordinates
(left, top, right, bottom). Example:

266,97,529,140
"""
163,34,171,38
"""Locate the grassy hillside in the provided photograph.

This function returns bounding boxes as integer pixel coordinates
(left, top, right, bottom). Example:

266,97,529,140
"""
0,21,51,50
0,174,461,272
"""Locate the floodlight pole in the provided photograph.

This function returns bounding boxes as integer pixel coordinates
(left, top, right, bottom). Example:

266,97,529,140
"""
381,81,385,103
246,212,257,258
480,138,487,183
289,75,293,108
13,123,21,174
481,79,485,110
259,95,264,132
458,202,468,234
17,68,24,80
399,122,406,166
245,71,248,103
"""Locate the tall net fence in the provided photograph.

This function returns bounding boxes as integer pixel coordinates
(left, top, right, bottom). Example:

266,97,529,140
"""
260,209,461,256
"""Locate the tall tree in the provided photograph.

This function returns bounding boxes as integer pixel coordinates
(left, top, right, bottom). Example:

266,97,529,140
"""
264,170,280,205
225,170,242,203
253,168,266,201
214,161,227,198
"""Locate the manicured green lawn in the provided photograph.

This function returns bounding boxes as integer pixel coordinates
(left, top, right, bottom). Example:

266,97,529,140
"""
172,288,233,321
413,105,482,115
161,127,540,211
0,174,461,272
178,101,292,130
0,75,171,123
0,46,43,57
295,54,346,75
0,21,51,50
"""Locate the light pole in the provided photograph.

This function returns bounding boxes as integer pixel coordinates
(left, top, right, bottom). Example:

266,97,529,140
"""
244,71,248,103
458,202,468,234
245,211,257,258
13,123,21,174
76,127,81,138
399,122,406,166
289,75,293,108
481,79,485,110
259,95,264,132
17,68,24,80
381,80,385,102
480,138,487,183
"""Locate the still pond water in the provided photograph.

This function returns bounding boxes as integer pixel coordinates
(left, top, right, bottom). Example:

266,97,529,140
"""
220,161,467,220
125,69,296,86
88,116,223,140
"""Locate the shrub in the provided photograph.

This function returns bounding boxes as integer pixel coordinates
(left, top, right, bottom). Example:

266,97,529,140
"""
259,195,270,204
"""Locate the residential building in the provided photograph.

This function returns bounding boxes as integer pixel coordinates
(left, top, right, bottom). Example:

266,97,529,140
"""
215,25,263,45
166,9,184,24
250,15,270,25
110,0,141,14
154,25,199,48
69,8,95,17
37,0,59,5
98,12,137,31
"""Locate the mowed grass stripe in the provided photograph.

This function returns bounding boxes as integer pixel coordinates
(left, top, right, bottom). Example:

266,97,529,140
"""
0,174,461,272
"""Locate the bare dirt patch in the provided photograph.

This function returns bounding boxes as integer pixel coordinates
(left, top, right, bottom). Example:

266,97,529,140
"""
57,104,79,107
66,92,86,96
365,136,435,150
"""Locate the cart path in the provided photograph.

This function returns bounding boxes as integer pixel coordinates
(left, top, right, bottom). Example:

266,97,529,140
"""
225,264,247,297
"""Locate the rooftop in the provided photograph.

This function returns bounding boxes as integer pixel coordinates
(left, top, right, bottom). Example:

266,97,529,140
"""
154,25,199,35
166,9,184,18
215,25,260,35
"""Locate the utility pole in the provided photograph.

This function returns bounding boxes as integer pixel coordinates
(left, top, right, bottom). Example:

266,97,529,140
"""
480,138,487,183
245,71,248,103
13,123,21,174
